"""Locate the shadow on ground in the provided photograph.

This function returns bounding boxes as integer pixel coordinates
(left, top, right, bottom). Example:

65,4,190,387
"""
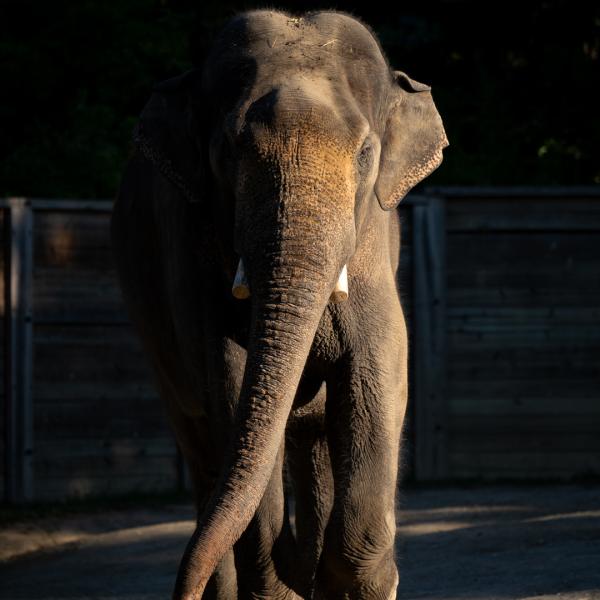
0,485,599,600
396,485,600,599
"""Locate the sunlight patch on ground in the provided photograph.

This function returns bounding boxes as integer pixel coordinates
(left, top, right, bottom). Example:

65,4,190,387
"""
525,510,600,523
397,520,476,536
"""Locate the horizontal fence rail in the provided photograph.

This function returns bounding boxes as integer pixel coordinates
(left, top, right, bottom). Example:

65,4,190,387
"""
1,188,600,502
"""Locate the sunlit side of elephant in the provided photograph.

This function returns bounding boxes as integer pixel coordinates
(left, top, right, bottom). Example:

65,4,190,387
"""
111,9,447,600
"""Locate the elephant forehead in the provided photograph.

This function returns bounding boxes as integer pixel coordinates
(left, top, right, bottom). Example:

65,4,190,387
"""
240,10,387,67
206,10,390,122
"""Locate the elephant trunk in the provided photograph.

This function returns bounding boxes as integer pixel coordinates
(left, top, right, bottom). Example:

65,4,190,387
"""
174,242,341,599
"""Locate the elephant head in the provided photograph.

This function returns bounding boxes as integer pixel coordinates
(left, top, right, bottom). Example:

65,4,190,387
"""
134,10,447,597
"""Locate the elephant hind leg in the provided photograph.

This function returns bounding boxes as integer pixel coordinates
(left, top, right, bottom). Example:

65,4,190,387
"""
234,443,301,600
202,551,237,599
286,384,334,598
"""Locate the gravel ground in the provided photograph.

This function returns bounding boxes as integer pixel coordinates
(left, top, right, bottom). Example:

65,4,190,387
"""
1,485,599,599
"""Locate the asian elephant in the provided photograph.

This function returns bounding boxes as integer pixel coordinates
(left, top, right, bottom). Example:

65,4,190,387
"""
111,9,447,600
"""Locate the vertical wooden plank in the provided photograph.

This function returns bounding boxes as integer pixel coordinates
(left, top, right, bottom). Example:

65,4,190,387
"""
3,198,34,503
3,203,16,501
2,206,10,500
21,200,34,501
412,196,448,480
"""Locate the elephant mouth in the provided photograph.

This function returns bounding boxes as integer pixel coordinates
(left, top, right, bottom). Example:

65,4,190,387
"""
232,258,349,303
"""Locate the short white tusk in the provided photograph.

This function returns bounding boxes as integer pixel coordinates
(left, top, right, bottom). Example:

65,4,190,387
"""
232,259,250,300
329,264,348,303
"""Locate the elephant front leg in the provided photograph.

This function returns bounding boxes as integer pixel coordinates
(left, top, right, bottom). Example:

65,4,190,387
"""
316,349,407,599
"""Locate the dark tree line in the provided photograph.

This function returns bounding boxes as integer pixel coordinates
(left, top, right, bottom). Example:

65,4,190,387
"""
1,0,598,197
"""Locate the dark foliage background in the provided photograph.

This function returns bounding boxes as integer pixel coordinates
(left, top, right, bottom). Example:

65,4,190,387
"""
1,0,598,197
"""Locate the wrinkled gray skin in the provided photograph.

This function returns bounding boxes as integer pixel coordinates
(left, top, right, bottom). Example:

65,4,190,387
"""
111,9,447,600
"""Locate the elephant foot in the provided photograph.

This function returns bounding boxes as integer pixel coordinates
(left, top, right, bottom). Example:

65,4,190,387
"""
245,583,302,600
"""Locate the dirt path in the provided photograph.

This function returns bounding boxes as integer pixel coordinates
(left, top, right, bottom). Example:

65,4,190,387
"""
1,485,599,599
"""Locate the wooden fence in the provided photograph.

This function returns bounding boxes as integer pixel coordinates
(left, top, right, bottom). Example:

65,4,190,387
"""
1,188,599,502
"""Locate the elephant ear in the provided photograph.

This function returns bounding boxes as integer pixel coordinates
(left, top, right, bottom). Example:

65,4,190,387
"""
133,70,205,203
375,71,449,210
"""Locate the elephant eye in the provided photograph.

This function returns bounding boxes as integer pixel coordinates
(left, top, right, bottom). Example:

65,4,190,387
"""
357,141,373,171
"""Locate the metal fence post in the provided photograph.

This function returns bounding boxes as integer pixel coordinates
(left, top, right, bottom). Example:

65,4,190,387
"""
412,196,448,480
3,197,34,503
